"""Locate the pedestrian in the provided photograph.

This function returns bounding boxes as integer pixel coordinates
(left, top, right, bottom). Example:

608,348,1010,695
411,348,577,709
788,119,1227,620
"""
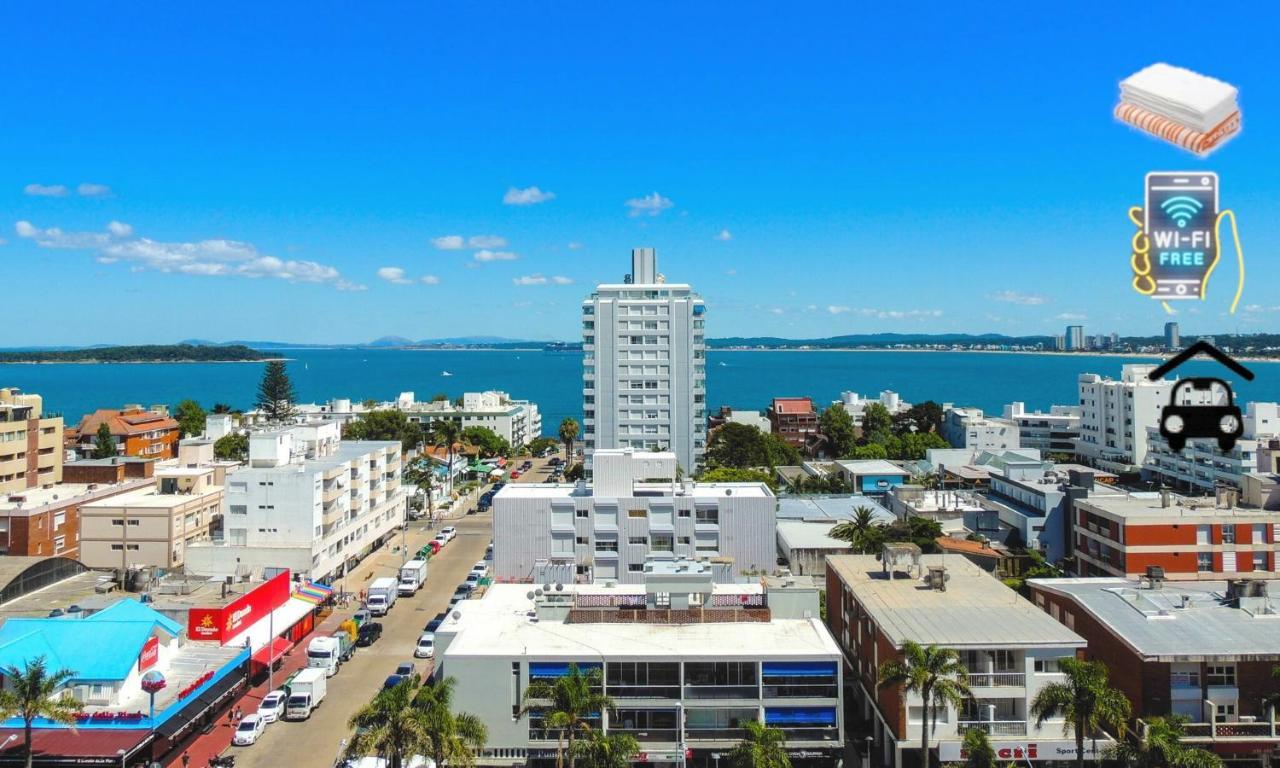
181,752,190,768
233,705,242,721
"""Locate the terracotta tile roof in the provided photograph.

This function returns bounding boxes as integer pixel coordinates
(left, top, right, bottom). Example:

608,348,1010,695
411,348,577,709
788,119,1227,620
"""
771,397,815,415
935,536,1003,558
74,408,179,438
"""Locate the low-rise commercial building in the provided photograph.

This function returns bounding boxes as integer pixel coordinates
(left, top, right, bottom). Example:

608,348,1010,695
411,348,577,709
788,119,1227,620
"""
0,388,63,492
1002,402,1080,455
493,448,775,584
69,404,180,460
768,397,819,450
942,407,1021,452
827,550,1091,768
439,561,844,768
0,479,151,559
708,407,772,434
832,459,910,495
1073,490,1280,579
1029,576,1280,765
981,461,1124,564
63,456,155,484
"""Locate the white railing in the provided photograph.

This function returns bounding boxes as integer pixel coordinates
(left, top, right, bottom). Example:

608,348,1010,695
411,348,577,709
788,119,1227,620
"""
958,720,1027,736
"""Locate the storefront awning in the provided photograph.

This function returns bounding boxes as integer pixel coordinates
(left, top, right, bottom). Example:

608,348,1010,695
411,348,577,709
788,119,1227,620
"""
155,671,245,740
224,597,316,652
251,636,292,666
0,728,153,766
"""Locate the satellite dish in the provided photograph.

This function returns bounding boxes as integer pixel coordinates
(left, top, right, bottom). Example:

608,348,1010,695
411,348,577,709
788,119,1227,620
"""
535,588,544,597
526,591,536,600
725,488,733,496
555,583,564,592
451,610,461,620
543,583,553,592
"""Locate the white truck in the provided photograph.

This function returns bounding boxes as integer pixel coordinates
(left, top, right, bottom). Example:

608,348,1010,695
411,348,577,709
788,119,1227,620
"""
398,559,429,596
285,668,327,720
306,636,341,677
367,577,398,616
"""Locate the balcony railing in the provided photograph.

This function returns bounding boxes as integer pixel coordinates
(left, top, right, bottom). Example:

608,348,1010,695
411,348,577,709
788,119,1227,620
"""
683,684,759,700
1178,721,1279,740
685,728,749,741
762,684,839,699
958,720,1027,736
566,608,770,625
967,672,1026,687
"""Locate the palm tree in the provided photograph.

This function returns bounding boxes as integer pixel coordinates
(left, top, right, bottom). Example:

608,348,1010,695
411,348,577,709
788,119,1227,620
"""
1030,658,1131,768
1108,716,1222,768
345,679,431,768
726,720,791,768
404,458,438,520
520,664,614,768
571,729,639,768
961,728,997,768
830,506,883,553
877,641,972,768
430,419,464,497
559,417,579,463
0,657,79,768
414,676,487,768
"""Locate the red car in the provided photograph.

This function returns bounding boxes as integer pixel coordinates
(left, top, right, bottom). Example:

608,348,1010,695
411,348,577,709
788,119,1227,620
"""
510,470,521,479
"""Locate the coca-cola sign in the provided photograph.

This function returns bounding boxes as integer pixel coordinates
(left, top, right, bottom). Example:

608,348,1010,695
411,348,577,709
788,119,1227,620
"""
138,635,160,671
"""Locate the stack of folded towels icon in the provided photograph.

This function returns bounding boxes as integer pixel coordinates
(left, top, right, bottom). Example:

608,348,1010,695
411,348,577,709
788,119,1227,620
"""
1115,63,1240,156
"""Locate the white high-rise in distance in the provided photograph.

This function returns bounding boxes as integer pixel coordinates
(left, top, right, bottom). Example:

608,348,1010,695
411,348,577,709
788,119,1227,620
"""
582,248,706,472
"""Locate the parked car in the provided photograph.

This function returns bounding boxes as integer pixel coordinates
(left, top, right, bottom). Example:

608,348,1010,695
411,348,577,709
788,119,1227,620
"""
441,526,457,542
257,690,287,723
233,714,266,746
383,674,407,690
491,482,507,492
509,470,521,479
465,572,480,587
472,560,488,574
396,662,417,679
425,613,445,633
434,533,448,547
414,633,435,659
352,609,372,626
356,622,383,647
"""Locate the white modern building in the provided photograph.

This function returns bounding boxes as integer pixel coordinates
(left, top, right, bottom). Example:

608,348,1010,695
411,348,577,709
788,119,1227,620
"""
492,448,775,584
828,551,1093,768
583,248,706,473
438,562,844,767
1065,325,1085,351
942,407,1021,452
1075,364,1211,474
184,422,406,583
836,390,910,426
1144,402,1280,494
1002,402,1081,455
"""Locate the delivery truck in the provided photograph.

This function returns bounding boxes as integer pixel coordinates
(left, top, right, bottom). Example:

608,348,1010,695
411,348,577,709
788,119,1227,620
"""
284,668,327,720
306,636,341,676
367,577,398,616
398,559,429,596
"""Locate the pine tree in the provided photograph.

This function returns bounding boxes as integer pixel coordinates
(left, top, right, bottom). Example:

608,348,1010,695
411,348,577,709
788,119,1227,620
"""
255,361,297,421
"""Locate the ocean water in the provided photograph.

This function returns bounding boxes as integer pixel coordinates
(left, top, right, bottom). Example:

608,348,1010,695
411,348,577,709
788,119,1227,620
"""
4,348,1277,435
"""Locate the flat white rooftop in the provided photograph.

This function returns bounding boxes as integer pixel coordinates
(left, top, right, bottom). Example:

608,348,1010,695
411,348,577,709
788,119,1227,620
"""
443,584,838,659
1078,494,1280,520
833,459,910,477
494,481,772,500
777,521,854,552
828,554,1085,649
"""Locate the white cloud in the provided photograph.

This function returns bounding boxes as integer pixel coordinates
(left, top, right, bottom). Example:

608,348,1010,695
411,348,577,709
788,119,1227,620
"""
0,237,7,246
714,229,732,241
377,266,413,285
989,290,1046,306
77,183,112,198
17,219,361,290
23,183,68,197
769,307,785,316
420,275,440,285
468,235,507,248
1055,312,1088,321
1243,304,1280,313
829,304,942,319
568,242,584,250
431,235,465,250
625,191,674,217
725,268,737,276
503,186,556,205
828,305,851,314
551,276,574,285
474,249,518,262
513,274,548,286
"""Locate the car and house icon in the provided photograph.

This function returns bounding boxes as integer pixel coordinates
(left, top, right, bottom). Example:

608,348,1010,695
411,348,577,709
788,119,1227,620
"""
1149,341,1255,453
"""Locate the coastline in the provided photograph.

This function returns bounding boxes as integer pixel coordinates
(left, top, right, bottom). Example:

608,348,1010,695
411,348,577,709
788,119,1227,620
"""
0,357,286,366
709,348,1280,364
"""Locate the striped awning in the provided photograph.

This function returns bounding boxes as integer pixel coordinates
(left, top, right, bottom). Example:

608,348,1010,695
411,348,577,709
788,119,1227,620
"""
294,582,333,605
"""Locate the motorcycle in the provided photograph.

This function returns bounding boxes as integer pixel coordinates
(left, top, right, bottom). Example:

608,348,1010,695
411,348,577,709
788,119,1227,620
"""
208,756,236,768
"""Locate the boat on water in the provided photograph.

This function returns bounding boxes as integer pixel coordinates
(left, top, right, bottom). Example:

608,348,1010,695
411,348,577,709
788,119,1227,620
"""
441,371,453,377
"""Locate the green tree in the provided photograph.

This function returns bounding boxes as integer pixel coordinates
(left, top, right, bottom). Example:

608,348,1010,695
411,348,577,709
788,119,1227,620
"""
878,641,973,768
1030,658,1132,768
0,657,80,768
726,720,791,768
850,443,889,460
571,730,639,768
520,664,615,768
174,399,207,437
213,432,248,461
415,676,488,768
559,417,580,461
430,420,464,495
902,401,945,435
254,360,297,421
706,423,800,469
1263,665,1280,715
462,426,509,458
211,402,234,414
861,403,894,442
344,410,424,452
528,436,560,456
346,680,430,768
819,404,857,458
1108,716,1221,768
962,728,997,768
892,431,950,461
829,506,885,554
404,458,438,518
92,422,117,458
1046,452,1075,464
699,466,777,489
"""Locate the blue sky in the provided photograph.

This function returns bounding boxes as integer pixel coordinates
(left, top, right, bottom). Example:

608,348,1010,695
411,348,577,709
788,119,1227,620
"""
4,2,1280,345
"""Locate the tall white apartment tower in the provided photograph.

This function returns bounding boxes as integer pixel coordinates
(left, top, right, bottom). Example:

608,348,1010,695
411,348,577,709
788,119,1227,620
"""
582,248,706,472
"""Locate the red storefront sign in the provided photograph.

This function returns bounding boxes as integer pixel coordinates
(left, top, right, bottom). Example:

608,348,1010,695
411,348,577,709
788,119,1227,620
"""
138,635,160,671
186,570,291,643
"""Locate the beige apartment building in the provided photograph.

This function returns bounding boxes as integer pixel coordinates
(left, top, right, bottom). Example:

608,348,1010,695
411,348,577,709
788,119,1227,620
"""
0,388,64,493
80,462,224,571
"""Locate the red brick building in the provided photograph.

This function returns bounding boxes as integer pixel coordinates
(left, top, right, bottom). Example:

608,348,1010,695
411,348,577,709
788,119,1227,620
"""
62,456,156,484
0,479,151,558
1029,577,1280,765
1073,490,1280,580
768,397,819,450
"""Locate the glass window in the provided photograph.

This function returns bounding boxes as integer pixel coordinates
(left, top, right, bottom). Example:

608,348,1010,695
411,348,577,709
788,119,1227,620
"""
1206,665,1236,686
1197,553,1214,572
651,533,674,552
1222,525,1236,544
628,509,647,519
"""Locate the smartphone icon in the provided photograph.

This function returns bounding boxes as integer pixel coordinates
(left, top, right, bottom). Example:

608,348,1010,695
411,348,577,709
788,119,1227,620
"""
1144,172,1218,300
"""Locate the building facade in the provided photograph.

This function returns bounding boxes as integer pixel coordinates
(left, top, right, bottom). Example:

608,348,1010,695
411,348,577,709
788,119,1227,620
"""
1029,577,1280,766
768,397,820,450
0,479,151,559
439,563,844,768
1144,402,1280,494
1065,325,1085,351
70,405,180,460
1073,490,1280,579
942,407,1021,452
0,388,63,493
582,248,706,473
827,552,1090,768
1164,322,1181,350
492,449,775,584
1002,402,1081,455
1075,364,1209,474
400,391,542,447
836,391,910,427
185,423,405,583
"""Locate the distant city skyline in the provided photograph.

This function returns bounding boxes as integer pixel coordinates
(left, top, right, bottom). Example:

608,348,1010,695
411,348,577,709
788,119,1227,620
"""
4,3,1280,345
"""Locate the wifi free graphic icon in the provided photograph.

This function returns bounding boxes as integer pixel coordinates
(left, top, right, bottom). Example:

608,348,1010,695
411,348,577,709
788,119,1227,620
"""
1161,195,1204,228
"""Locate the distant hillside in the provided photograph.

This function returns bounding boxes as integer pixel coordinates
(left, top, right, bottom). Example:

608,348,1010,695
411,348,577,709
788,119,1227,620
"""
708,333,1057,348
0,344,271,364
